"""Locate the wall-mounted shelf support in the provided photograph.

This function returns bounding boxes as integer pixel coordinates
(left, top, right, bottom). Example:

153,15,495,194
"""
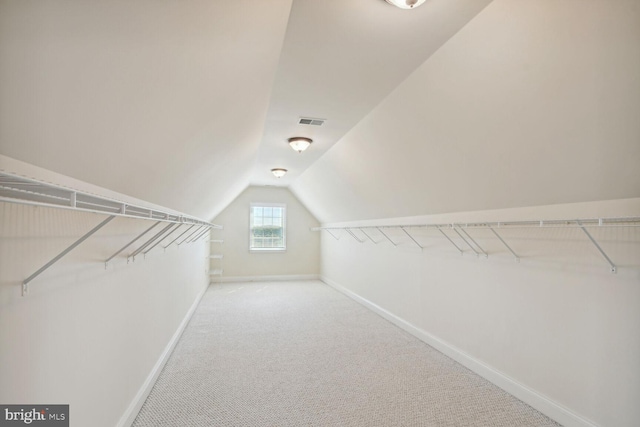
437,226,463,255
209,228,224,283
325,229,340,240
105,221,161,267
189,227,210,243
1,171,221,296
193,229,211,243
185,227,205,244
23,215,116,296
313,216,637,273
376,227,398,246
359,228,380,244
346,228,365,243
401,227,423,250
129,223,176,262
143,223,182,257
577,220,617,273
164,225,195,249
452,226,480,257
488,227,519,262
459,227,488,258
178,226,203,246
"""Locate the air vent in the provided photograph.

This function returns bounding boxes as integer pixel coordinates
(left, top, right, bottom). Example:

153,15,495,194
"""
298,117,325,126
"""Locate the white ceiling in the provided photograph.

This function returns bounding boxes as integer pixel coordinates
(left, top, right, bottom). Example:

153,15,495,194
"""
291,0,640,223
250,0,493,187
0,0,491,220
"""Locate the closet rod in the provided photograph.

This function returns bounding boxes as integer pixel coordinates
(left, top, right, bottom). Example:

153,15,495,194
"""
313,216,640,274
0,171,220,228
312,216,640,232
2,171,221,295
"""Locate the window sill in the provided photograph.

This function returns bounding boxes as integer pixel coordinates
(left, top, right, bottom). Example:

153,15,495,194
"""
250,248,286,253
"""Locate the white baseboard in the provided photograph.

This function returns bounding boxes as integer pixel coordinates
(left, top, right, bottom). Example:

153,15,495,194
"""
116,281,209,427
320,275,599,427
216,274,319,283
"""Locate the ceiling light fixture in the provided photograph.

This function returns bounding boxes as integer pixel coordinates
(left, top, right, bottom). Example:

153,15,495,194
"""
384,0,426,9
271,168,288,178
288,137,313,153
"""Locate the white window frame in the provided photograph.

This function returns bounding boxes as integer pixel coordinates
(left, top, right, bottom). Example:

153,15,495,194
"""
249,202,286,252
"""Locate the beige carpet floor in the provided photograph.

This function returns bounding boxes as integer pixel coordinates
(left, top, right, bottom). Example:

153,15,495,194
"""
132,280,561,426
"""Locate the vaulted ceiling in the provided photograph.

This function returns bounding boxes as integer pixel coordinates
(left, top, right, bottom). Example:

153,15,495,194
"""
0,0,492,220
1,0,638,223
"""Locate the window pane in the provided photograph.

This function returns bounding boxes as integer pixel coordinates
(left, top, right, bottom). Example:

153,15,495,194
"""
250,204,285,250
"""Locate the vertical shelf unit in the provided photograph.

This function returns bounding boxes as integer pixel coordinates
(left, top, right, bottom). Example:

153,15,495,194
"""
209,228,224,283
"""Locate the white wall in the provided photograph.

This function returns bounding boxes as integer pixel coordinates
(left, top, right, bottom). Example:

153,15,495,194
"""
289,0,640,426
212,186,319,280
320,198,640,427
0,157,210,427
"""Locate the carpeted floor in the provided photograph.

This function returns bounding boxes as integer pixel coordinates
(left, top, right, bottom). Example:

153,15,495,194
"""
132,281,560,426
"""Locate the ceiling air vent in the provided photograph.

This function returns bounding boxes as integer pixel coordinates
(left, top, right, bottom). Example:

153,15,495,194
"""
298,117,325,126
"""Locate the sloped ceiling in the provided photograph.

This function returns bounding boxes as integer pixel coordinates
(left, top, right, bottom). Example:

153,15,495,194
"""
291,0,640,223
0,0,293,219
250,0,493,186
2,0,637,224
0,0,492,220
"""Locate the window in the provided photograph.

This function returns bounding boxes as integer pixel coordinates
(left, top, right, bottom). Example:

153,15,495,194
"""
250,203,286,251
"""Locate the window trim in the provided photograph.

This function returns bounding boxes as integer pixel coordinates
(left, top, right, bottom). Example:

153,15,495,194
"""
249,202,287,252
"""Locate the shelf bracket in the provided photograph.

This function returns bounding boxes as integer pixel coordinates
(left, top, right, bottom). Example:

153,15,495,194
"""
23,215,116,296
437,226,463,255
400,227,423,250
459,227,488,258
187,227,209,243
489,227,520,262
193,228,211,243
452,226,480,257
346,228,365,243
129,223,176,262
105,220,161,267
359,228,379,244
164,225,195,249
325,229,340,240
178,226,203,246
577,220,617,273
376,227,398,246
143,223,182,257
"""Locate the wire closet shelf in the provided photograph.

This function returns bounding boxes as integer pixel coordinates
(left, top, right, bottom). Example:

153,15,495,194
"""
0,171,221,295
312,216,640,275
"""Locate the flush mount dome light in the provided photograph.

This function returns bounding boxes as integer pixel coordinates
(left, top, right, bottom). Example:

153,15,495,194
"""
288,137,313,153
385,0,426,9
271,168,288,178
